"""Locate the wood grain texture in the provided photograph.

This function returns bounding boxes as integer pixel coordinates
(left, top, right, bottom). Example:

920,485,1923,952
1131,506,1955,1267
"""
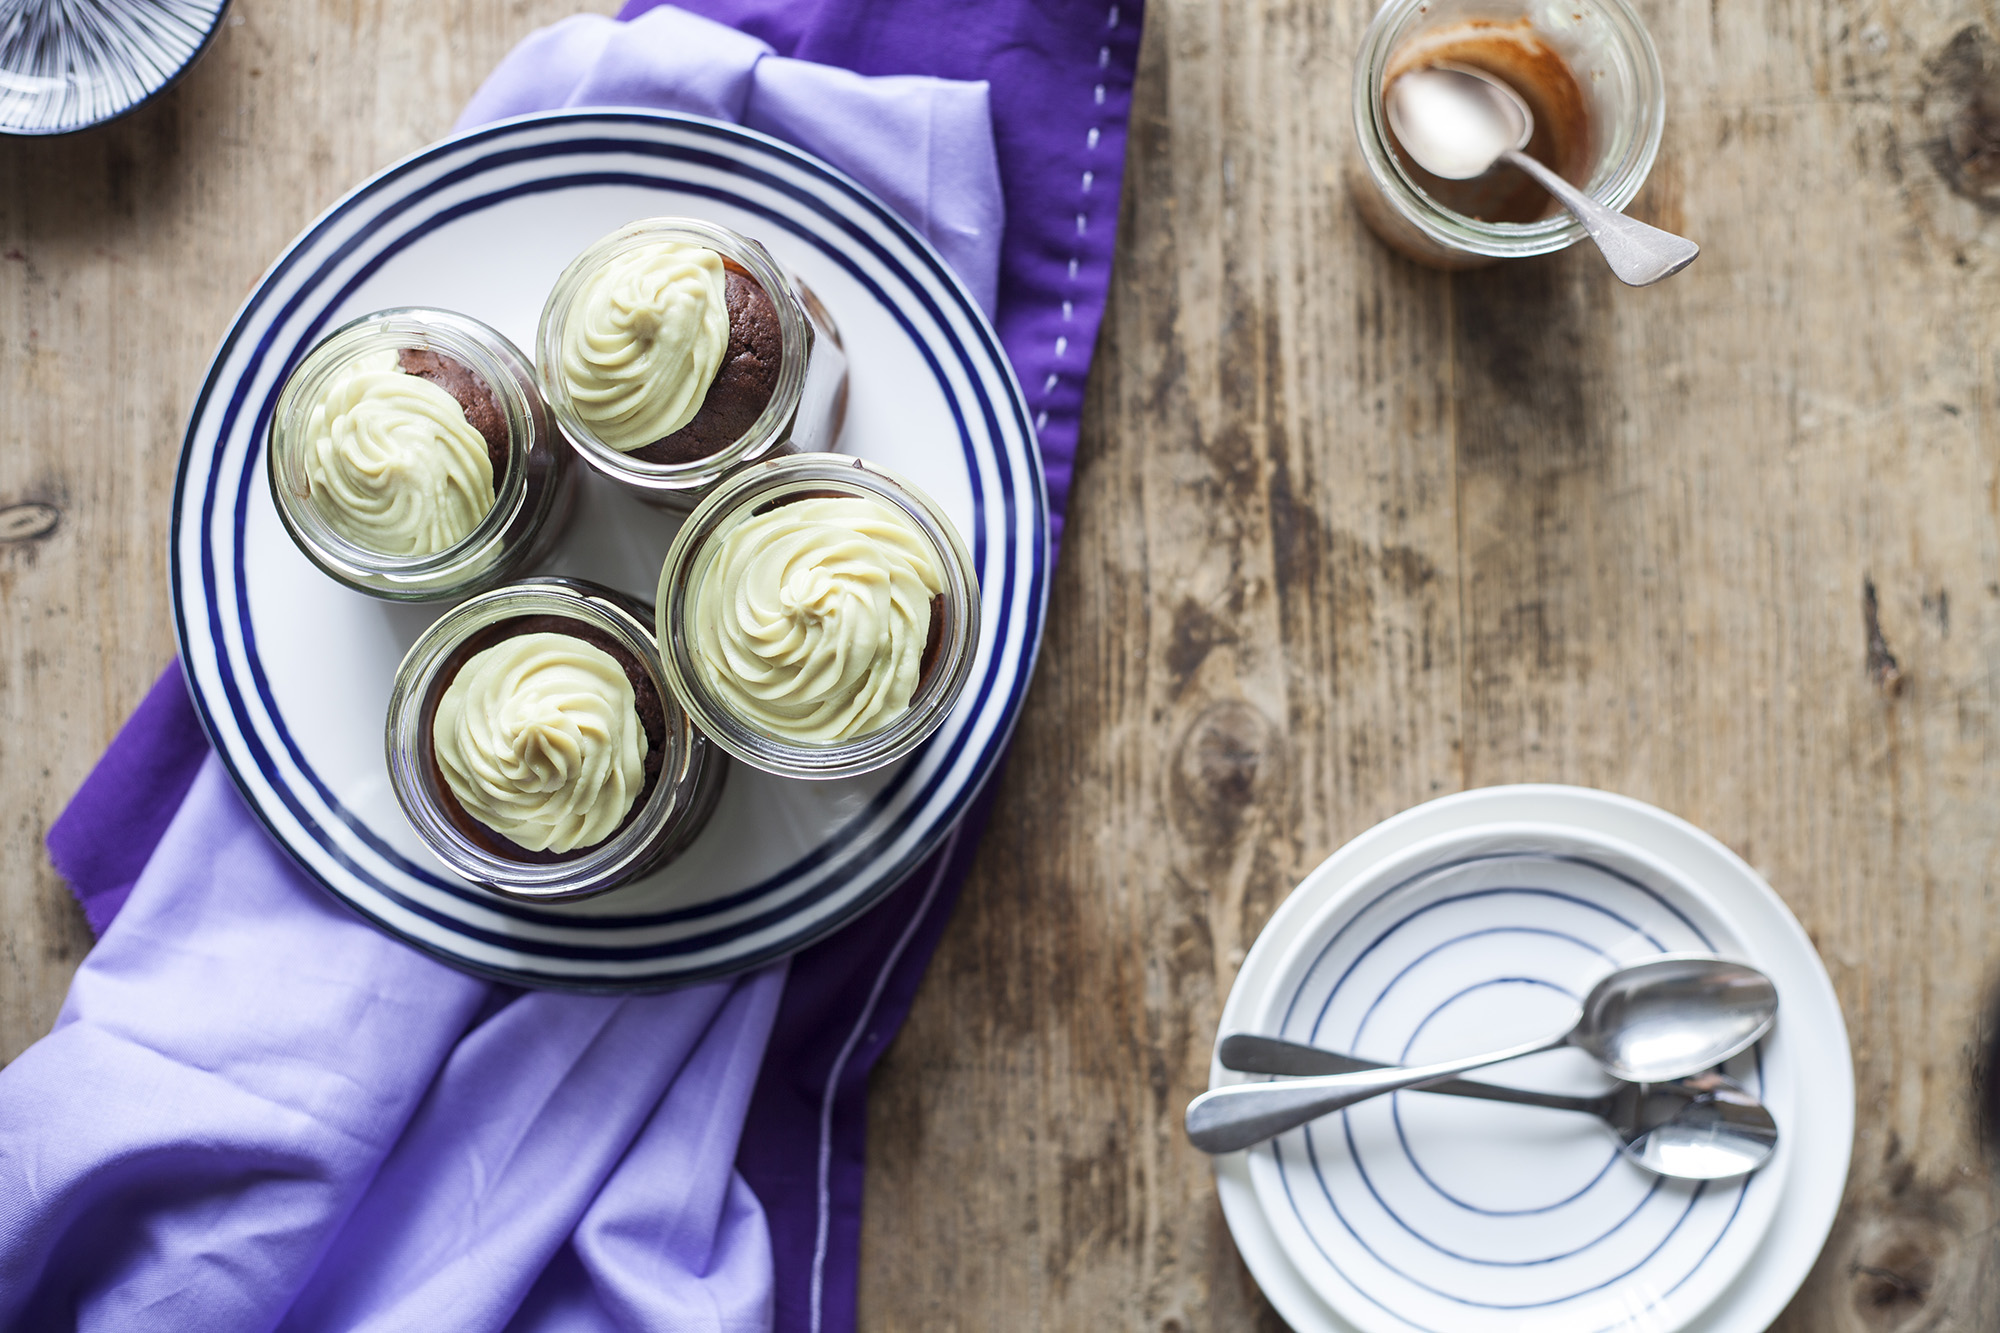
3,0,2000,1330
860,0,2000,1329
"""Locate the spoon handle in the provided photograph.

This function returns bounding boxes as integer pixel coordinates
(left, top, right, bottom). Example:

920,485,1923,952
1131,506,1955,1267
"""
1499,148,1699,287
1185,1025,1575,1154
1216,1034,1599,1114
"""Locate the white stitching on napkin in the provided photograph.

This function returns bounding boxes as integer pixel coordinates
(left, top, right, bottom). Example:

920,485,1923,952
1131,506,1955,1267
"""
1033,4,1120,443
810,824,965,1333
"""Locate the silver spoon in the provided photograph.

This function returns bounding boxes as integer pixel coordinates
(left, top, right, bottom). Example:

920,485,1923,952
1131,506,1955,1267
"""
1218,1034,1779,1180
1385,63,1699,286
1185,955,1776,1154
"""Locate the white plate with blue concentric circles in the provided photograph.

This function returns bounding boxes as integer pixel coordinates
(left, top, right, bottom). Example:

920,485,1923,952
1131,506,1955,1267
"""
1212,785,1852,1333
170,110,1045,991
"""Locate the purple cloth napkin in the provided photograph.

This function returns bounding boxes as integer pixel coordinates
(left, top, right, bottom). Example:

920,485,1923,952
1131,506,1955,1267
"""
457,11,1004,319
651,0,1142,553
9,753,782,1332
1,5,1140,1331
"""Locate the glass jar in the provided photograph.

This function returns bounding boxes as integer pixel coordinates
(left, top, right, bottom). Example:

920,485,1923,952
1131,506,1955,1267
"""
268,308,574,600
1348,0,1665,268
386,577,727,901
656,455,980,780
537,218,848,510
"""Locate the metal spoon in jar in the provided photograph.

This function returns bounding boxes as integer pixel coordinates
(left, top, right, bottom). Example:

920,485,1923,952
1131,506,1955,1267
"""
1385,62,1700,286
1218,1034,1779,1180
1184,955,1776,1154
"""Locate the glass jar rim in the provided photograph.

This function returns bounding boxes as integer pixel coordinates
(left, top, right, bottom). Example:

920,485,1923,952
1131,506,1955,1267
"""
386,577,694,899
656,454,981,780
268,307,536,590
536,217,813,496
1352,0,1666,259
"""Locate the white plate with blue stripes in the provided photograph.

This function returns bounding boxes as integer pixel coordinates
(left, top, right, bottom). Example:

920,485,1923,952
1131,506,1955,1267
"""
170,110,1045,990
1212,786,1852,1333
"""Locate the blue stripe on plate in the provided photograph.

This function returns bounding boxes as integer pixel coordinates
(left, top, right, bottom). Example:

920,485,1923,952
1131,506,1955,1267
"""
1384,974,1629,1222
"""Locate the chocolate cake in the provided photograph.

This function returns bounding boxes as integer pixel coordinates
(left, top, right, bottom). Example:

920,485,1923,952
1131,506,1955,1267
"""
918,595,946,687
397,346,510,477
631,260,783,465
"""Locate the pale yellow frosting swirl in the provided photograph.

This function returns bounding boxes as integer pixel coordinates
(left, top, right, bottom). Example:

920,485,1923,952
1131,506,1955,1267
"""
693,495,945,743
433,632,650,854
302,349,496,556
559,240,729,451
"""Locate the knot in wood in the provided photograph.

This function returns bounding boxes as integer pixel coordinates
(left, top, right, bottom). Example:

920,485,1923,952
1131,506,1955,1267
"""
1925,26,2000,208
1849,1239,1937,1329
1838,1193,1978,1333
1862,578,1905,699
1173,700,1276,818
0,502,59,544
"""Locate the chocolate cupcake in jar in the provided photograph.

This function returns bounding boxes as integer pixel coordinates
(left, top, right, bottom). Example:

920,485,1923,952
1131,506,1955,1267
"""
537,218,847,509
268,308,574,600
655,455,979,781
385,577,726,900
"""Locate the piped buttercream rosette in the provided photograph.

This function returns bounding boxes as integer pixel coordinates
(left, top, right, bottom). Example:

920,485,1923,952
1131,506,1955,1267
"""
692,495,945,742
302,349,496,555
558,239,730,451
432,632,649,854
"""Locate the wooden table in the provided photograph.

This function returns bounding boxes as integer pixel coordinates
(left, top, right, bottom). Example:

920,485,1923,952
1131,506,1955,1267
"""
3,2,1995,1327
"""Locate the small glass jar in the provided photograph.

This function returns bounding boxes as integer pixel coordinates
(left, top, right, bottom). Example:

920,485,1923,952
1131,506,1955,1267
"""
656,455,979,780
537,218,848,510
1347,0,1665,269
386,577,727,901
268,308,574,600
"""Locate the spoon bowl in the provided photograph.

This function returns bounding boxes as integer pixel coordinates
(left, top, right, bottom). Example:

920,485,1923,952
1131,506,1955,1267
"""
1612,1071,1780,1179
1385,61,1531,180
1576,954,1778,1081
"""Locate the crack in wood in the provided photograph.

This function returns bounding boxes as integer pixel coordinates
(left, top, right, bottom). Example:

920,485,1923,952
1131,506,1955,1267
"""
1851,1262,1927,1298
1863,577,1905,697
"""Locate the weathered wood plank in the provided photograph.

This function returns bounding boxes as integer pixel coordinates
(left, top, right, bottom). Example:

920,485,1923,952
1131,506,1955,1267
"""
862,0,2000,1328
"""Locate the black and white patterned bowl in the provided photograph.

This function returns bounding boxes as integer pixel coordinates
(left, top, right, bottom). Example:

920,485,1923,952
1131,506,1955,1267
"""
0,0,230,136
